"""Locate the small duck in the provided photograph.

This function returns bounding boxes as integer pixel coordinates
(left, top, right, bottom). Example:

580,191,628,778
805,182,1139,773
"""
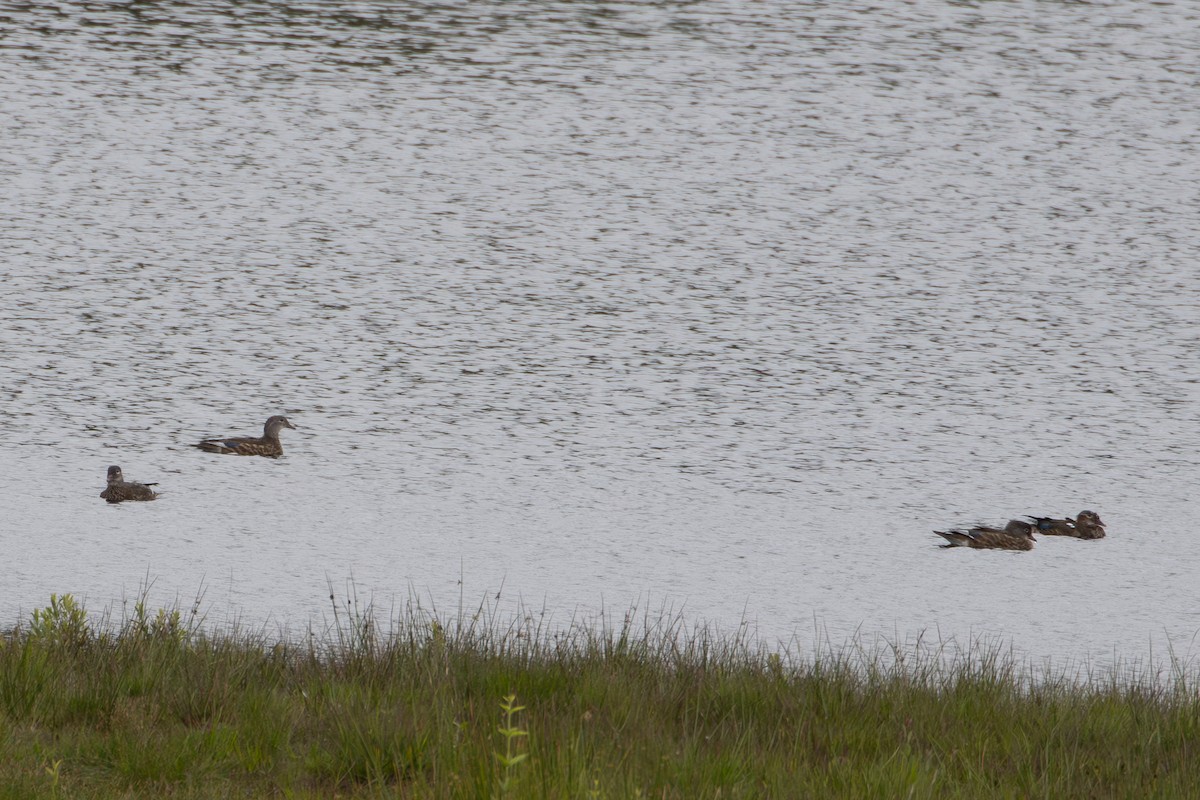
1074,510,1106,540
1026,510,1106,540
195,415,297,457
99,465,158,503
934,519,1035,550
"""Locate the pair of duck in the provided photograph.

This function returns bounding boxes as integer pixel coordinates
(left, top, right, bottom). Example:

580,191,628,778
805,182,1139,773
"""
934,510,1105,551
100,415,297,504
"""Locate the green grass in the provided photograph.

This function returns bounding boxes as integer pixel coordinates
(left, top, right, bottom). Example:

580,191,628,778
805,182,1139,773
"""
1,590,1199,798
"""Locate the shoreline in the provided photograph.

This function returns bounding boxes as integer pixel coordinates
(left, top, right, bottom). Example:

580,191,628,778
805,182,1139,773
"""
2,592,1198,797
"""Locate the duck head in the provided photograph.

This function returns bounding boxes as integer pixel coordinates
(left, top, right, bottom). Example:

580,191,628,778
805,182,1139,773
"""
264,415,297,435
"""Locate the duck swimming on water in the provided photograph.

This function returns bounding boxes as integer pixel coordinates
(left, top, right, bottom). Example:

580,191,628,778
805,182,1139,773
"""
934,519,1035,551
1027,510,1106,540
194,415,297,457
99,465,158,503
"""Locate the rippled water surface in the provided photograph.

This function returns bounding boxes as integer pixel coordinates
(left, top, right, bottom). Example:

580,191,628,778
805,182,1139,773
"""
3,0,1199,669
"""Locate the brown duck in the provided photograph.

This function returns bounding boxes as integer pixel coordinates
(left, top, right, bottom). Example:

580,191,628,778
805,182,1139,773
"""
100,465,158,503
934,519,1035,551
1027,510,1106,540
195,415,297,457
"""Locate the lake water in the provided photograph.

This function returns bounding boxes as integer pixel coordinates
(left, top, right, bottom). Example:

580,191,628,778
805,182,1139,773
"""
3,0,1199,675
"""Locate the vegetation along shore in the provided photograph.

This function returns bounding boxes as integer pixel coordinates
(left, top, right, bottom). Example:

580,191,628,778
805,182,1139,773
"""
1,592,1198,798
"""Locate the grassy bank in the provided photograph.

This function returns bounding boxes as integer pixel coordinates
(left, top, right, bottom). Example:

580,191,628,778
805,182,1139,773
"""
1,593,1198,798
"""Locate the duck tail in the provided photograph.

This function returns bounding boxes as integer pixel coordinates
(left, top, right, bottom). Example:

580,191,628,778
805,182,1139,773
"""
934,530,969,547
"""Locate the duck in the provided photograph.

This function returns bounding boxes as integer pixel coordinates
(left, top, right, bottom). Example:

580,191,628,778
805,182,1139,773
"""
195,415,297,457
1073,510,1106,539
934,519,1035,550
1026,510,1106,540
99,465,158,503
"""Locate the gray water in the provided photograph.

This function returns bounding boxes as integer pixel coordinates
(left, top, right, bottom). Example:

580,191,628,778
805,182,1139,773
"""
3,0,1199,671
